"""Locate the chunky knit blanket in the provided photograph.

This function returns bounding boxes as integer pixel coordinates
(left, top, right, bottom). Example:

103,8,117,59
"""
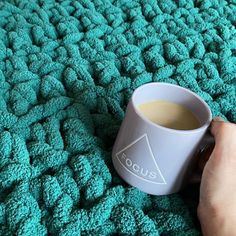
0,0,235,235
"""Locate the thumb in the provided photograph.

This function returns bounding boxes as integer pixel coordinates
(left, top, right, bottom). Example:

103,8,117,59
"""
210,117,225,140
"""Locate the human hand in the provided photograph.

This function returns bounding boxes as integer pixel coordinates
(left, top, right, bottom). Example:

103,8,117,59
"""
198,118,236,236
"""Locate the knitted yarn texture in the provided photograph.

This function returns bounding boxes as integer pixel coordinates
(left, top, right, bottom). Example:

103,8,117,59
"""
0,0,236,235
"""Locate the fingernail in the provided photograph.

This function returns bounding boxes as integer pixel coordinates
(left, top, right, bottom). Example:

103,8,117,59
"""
213,116,224,122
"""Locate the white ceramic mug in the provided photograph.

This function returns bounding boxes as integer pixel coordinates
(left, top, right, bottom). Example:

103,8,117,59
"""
112,82,212,195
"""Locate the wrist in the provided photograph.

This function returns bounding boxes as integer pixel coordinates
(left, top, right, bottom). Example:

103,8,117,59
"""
198,203,236,236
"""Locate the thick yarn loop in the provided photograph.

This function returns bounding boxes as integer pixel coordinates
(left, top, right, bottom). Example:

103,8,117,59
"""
0,0,236,235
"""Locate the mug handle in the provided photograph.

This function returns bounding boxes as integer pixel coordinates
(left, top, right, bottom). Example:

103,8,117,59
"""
189,131,215,184
198,132,215,157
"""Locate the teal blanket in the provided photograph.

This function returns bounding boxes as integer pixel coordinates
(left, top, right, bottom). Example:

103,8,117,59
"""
0,0,235,235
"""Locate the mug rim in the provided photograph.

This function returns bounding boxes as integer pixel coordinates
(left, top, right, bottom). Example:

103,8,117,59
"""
131,82,212,134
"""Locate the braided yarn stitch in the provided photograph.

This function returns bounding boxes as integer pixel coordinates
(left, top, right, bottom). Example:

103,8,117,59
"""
0,0,235,235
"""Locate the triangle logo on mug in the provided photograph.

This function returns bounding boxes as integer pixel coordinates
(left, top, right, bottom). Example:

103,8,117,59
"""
116,134,166,184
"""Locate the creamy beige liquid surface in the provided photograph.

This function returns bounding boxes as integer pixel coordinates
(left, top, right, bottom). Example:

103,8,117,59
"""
138,100,200,130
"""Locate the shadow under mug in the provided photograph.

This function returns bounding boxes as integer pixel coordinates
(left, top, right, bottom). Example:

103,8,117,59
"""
112,82,212,195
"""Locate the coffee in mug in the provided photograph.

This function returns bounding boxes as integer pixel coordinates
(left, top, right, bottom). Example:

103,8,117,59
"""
138,100,200,130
